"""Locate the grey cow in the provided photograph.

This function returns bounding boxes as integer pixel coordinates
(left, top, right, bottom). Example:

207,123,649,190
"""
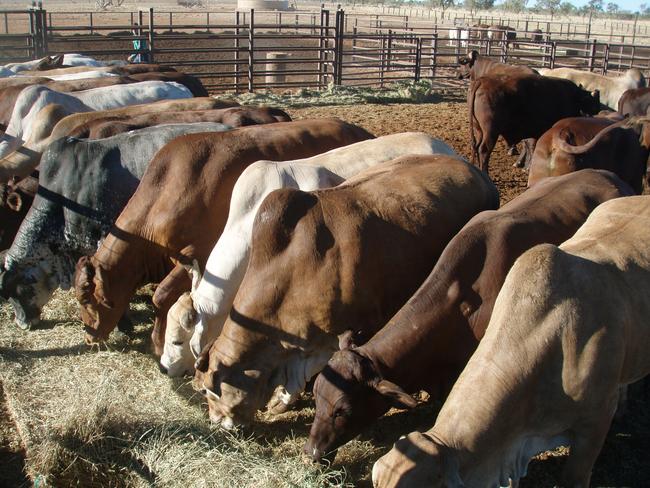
0,122,230,330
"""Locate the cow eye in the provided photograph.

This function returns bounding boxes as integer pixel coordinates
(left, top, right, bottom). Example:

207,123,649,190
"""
172,340,184,346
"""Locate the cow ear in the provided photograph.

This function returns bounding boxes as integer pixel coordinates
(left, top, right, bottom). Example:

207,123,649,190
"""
194,343,211,373
94,265,114,309
75,256,96,303
470,50,478,63
6,192,22,211
373,379,417,409
52,54,65,67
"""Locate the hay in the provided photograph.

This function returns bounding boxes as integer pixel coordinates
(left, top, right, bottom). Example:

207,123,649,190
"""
213,80,457,108
0,290,355,487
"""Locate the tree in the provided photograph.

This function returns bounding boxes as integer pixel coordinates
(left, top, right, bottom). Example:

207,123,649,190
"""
535,0,561,17
464,0,495,14
501,0,528,13
606,2,619,13
430,0,455,14
559,1,576,15
587,0,604,12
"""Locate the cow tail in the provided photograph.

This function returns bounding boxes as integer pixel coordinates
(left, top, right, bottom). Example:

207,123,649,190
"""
555,115,650,155
468,79,482,165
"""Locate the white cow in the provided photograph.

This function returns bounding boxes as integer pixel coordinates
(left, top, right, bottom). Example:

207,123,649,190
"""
0,54,105,77
539,67,646,110
159,133,458,377
0,80,192,161
372,195,650,488
448,28,469,48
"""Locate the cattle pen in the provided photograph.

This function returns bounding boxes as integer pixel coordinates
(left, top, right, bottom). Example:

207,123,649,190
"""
1,5,650,93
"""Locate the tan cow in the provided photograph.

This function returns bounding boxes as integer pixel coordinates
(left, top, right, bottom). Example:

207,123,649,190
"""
194,154,499,428
538,67,646,110
373,195,650,488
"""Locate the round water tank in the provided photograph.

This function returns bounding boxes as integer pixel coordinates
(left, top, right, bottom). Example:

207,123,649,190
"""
237,0,290,10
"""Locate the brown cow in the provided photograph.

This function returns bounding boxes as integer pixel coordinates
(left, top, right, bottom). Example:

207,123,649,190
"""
457,51,537,166
193,154,499,429
20,63,176,77
69,106,291,139
469,73,601,173
0,174,38,251
528,116,650,193
304,169,633,462
75,119,373,352
372,195,650,488
618,87,650,117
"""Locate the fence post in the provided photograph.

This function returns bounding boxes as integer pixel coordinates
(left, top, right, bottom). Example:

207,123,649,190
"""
319,8,330,88
169,11,173,32
4,12,9,34
248,8,254,92
89,12,93,35
235,10,240,92
588,39,596,72
148,7,154,63
387,29,392,71
455,27,460,63
602,43,610,75
550,41,556,68
431,34,437,78
414,37,421,82
380,34,385,87
333,9,344,85
39,7,47,55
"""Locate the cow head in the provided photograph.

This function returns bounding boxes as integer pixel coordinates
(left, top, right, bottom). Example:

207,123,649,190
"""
304,344,416,462
372,432,459,488
0,259,57,330
74,255,119,344
159,292,198,377
194,342,272,429
34,55,65,71
457,51,479,80
579,88,601,116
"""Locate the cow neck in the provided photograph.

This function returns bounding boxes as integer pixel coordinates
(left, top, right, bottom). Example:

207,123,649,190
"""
357,276,461,394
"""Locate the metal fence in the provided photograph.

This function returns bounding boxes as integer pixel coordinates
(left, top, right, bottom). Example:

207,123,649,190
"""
1,7,649,93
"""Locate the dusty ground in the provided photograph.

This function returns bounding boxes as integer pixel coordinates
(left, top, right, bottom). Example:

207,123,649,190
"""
0,100,648,487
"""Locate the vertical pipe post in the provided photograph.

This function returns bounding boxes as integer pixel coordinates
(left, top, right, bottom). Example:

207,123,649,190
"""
148,7,154,63
248,8,254,92
235,10,240,92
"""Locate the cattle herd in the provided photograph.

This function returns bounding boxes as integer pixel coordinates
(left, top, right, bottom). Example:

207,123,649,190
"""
0,50,649,487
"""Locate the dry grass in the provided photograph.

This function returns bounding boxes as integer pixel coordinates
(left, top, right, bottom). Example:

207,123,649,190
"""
0,289,357,487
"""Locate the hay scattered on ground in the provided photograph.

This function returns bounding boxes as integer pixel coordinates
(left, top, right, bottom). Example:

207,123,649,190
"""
0,290,356,487
214,80,461,108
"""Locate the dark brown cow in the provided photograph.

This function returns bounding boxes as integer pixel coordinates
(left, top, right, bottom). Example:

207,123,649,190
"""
69,106,291,139
456,50,535,81
0,174,38,251
618,87,650,117
528,116,650,193
469,73,601,173
456,51,537,167
304,169,633,461
193,154,499,429
75,119,373,353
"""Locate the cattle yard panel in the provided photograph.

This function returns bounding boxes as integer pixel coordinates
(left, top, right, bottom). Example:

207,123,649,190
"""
3,7,650,94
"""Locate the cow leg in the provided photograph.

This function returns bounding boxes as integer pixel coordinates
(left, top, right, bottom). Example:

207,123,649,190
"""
151,264,192,357
512,138,535,169
560,407,616,487
478,133,497,174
